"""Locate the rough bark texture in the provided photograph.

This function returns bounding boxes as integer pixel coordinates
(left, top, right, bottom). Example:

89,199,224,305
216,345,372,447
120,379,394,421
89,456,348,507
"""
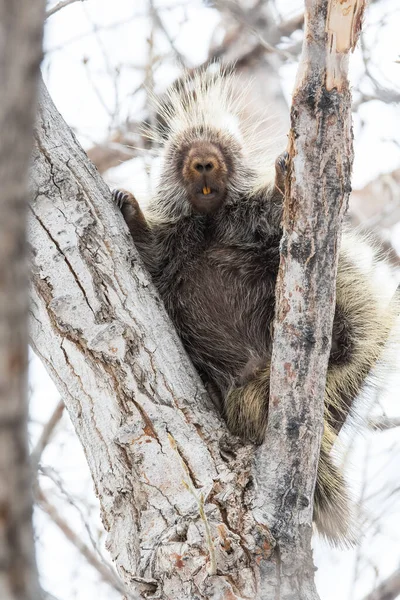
30,81,263,600
0,1,45,599
254,0,365,598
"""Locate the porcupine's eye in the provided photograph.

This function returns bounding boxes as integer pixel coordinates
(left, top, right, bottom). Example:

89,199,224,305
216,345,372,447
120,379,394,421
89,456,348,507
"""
181,140,229,214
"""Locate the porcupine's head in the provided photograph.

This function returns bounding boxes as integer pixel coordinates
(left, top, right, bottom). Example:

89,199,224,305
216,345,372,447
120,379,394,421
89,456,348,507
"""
148,67,263,220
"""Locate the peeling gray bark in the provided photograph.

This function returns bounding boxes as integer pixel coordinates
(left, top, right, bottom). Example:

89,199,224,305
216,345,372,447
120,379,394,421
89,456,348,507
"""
0,1,45,599
30,81,261,600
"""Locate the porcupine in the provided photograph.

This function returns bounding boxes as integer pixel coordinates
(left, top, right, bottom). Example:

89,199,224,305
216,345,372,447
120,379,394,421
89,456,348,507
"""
112,69,399,545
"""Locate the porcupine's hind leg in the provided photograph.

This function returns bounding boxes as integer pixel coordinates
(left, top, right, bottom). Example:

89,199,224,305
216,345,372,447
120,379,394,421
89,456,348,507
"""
223,356,355,546
224,357,271,445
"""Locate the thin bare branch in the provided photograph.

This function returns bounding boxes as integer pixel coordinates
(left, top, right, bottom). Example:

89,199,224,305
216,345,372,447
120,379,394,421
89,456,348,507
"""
36,486,138,598
278,12,304,37
46,0,85,19
351,168,400,229
149,0,186,66
362,568,400,600
38,463,111,566
30,399,64,469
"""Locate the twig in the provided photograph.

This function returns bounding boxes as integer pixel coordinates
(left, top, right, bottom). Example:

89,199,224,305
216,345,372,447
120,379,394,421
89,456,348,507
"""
278,12,304,37
38,464,106,559
168,433,216,576
35,485,141,598
149,0,186,66
185,486,217,576
362,568,400,600
358,33,400,107
30,399,64,469
46,0,85,19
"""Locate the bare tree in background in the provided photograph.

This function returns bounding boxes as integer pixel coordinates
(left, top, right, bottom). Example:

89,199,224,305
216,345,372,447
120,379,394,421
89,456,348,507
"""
0,1,45,599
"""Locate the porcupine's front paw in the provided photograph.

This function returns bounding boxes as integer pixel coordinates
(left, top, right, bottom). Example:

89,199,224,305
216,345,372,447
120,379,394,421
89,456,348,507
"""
274,150,289,196
112,188,145,235
112,188,139,215
112,187,151,246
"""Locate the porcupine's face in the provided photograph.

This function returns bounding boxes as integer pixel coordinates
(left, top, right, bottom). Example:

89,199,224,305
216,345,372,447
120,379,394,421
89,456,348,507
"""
153,70,255,218
176,138,231,214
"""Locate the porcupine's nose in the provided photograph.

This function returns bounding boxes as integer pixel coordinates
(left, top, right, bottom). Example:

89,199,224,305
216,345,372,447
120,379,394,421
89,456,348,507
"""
182,140,228,212
186,141,222,182
192,158,216,174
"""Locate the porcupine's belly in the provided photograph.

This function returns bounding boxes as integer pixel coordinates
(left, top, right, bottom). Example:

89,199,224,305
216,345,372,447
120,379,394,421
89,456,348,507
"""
168,246,279,389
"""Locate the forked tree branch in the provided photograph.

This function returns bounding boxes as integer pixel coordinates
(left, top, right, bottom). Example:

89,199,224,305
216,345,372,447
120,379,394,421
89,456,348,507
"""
29,1,365,598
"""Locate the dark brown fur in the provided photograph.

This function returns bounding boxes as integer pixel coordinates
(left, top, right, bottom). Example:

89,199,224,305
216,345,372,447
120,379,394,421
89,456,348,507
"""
113,155,354,436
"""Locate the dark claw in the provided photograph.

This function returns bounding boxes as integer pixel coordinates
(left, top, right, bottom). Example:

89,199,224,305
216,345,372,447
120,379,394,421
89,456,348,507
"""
276,151,289,173
112,188,129,209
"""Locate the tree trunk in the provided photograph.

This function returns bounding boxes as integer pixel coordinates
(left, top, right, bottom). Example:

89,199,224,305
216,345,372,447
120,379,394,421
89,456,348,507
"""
0,1,45,599
255,0,365,598
29,0,365,597
30,81,259,600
